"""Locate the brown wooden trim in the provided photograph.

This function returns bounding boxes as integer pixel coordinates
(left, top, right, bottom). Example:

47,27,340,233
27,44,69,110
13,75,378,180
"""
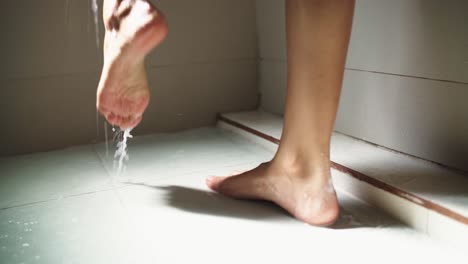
218,113,468,225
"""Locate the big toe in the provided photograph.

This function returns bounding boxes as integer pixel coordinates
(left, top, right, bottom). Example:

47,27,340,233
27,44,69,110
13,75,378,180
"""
206,172,271,201
205,176,226,191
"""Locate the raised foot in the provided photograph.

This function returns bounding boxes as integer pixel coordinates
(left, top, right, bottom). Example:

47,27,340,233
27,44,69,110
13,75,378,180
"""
97,0,168,129
206,161,340,226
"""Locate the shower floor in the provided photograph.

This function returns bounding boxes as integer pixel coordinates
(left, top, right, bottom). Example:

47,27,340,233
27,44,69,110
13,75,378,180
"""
0,127,464,263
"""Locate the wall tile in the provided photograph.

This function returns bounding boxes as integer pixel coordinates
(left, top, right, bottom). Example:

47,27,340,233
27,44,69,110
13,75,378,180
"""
336,69,468,172
347,0,468,83
258,60,287,114
0,0,67,79
255,0,286,61
64,0,103,75
147,0,258,66
0,73,99,156
254,0,468,83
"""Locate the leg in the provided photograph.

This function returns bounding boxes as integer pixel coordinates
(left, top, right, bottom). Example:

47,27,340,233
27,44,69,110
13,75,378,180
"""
97,0,168,129
207,0,355,226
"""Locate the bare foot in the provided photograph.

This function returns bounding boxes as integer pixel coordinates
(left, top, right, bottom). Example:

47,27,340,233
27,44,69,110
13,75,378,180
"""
97,0,168,129
206,161,339,226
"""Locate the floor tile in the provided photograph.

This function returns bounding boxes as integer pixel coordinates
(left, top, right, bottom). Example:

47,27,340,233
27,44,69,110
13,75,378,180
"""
0,146,112,209
0,190,136,264
427,210,468,250
94,127,274,184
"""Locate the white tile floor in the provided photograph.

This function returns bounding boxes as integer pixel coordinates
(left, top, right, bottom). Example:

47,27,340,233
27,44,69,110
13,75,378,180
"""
0,127,465,264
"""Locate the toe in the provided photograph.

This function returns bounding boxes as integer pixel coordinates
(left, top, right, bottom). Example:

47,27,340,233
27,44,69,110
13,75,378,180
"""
106,112,117,124
119,114,142,129
127,115,143,128
206,176,226,191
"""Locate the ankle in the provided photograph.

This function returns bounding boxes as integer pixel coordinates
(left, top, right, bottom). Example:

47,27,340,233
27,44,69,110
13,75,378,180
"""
272,151,331,180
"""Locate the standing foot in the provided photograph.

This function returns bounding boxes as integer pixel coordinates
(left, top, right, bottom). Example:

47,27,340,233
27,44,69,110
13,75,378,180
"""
206,160,339,226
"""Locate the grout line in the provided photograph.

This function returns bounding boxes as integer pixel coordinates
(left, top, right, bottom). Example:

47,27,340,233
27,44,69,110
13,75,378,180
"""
147,58,257,70
258,58,287,63
0,143,127,211
0,186,124,211
345,68,468,85
258,58,468,85
0,158,263,212
0,59,258,83
217,114,468,226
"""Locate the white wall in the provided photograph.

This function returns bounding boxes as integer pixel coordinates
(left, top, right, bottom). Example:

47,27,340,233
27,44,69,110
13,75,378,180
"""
255,0,468,172
0,0,259,155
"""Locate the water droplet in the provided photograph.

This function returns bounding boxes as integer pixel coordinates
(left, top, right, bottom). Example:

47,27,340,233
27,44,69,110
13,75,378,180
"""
35,255,40,260
24,223,28,226
16,222,20,225
8,220,12,224
4,235,8,238
1,246,6,250
22,243,29,247
29,222,34,225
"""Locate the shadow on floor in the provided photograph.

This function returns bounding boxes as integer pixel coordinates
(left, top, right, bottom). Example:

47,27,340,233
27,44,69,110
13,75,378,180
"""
128,183,291,221
124,182,403,229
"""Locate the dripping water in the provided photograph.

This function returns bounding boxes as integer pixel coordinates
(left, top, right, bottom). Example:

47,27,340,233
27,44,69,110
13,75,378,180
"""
91,0,100,49
113,128,133,177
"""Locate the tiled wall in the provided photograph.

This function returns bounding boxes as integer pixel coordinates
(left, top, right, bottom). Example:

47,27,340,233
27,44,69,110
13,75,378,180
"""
255,0,468,172
0,0,259,155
